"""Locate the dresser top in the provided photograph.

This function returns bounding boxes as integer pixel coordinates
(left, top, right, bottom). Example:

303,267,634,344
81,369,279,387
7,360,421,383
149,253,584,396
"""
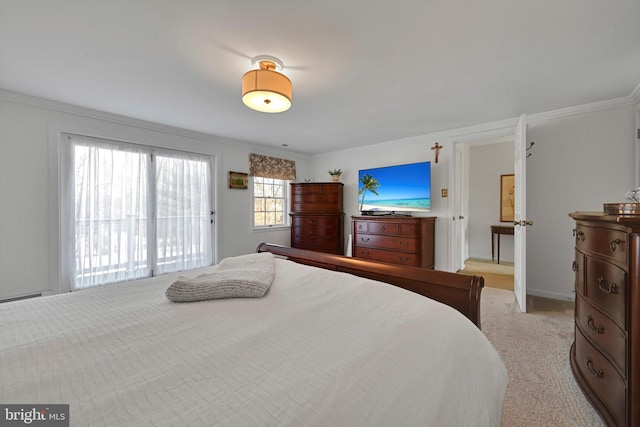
291,182,343,186
570,211,640,231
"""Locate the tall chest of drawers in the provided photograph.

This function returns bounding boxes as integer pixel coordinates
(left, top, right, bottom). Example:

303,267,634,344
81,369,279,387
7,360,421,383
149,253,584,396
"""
289,183,344,255
569,212,640,427
351,216,436,268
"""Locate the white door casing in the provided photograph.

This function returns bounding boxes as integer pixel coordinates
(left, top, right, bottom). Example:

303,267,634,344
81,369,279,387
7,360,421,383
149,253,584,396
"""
514,114,528,313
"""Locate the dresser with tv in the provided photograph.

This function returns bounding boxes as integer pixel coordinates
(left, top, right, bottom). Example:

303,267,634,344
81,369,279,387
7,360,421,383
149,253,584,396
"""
351,216,435,268
569,210,640,427
289,182,344,255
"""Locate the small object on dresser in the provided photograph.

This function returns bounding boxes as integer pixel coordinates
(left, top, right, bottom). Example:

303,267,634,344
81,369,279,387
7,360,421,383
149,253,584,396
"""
604,202,640,215
328,169,342,181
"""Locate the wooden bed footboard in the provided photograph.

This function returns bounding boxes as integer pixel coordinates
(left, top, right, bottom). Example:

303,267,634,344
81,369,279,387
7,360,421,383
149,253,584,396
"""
256,243,484,329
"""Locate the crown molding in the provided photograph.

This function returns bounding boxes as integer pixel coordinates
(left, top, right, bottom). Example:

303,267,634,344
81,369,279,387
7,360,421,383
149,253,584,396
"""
528,96,635,124
0,89,241,144
0,88,312,160
631,82,640,103
2,87,635,159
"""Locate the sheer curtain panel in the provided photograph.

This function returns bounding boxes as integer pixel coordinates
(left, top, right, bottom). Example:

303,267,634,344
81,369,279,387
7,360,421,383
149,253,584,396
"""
154,151,212,275
62,134,214,291
73,140,150,289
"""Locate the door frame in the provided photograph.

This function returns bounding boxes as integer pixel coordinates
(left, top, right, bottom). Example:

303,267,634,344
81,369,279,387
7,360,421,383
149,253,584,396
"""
448,126,517,274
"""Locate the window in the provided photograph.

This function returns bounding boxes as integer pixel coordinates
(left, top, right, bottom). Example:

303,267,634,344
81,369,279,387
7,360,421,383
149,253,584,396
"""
248,153,296,229
64,134,214,290
253,176,289,228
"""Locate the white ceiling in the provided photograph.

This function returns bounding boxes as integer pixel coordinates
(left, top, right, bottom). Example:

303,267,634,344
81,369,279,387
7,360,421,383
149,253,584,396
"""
1,1,639,155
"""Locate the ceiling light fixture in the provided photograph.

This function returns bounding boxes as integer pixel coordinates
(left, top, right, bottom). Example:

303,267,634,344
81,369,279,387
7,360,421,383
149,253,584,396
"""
242,55,292,113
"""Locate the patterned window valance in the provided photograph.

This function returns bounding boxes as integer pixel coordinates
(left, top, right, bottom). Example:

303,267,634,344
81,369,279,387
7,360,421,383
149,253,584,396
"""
249,153,296,180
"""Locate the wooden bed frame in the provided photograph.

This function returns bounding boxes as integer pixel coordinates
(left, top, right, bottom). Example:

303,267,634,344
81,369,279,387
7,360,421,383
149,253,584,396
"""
256,243,484,328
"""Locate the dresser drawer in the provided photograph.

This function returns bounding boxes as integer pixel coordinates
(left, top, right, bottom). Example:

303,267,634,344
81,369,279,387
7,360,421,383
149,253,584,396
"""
292,193,341,204
291,236,340,252
353,247,419,267
585,257,627,328
291,184,341,195
368,222,399,235
574,327,626,427
291,215,341,228
576,225,628,266
354,221,368,233
354,234,419,252
575,295,626,376
400,223,421,236
291,200,341,212
292,226,340,238
574,250,585,296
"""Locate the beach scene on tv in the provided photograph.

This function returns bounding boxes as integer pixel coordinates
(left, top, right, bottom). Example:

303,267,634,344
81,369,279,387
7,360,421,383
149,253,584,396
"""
358,161,431,212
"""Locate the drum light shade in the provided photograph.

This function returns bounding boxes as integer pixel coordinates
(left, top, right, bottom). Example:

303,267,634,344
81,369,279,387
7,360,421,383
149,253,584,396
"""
242,56,292,113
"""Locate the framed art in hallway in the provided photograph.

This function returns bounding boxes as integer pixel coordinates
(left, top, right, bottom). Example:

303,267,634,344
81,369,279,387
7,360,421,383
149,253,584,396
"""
229,171,248,189
500,174,515,222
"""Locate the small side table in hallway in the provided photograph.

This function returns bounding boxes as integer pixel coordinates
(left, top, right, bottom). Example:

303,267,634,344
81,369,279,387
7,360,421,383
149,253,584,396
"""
491,225,514,264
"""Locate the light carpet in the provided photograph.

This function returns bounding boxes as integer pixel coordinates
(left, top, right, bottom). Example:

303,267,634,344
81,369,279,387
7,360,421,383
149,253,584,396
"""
481,287,604,426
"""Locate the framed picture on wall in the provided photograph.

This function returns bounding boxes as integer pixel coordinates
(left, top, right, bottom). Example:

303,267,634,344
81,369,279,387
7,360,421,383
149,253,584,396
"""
500,174,515,222
229,171,248,189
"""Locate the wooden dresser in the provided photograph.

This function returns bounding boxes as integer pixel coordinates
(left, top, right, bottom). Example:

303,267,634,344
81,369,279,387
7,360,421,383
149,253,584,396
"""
569,212,640,427
289,183,344,255
351,216,436,268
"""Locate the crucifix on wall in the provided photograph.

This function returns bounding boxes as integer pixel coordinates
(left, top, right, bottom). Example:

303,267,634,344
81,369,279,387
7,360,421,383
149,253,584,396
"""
431,142,442,164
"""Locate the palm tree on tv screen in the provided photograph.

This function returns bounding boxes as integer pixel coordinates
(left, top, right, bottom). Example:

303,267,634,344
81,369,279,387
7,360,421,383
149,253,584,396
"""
359,174,380,211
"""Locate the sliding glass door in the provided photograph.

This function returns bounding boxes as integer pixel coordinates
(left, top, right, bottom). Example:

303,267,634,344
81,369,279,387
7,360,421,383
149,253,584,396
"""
66,134,213,290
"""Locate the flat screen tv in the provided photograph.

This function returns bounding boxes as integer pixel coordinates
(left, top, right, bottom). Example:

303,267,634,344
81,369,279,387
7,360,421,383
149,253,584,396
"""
358,161,431,213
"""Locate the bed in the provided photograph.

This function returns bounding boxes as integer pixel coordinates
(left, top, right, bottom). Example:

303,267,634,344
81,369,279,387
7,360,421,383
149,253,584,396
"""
0,243,507,426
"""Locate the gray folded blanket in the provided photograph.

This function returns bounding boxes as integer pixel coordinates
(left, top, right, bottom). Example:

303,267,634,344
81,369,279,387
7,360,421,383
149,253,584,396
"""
166,252,275,302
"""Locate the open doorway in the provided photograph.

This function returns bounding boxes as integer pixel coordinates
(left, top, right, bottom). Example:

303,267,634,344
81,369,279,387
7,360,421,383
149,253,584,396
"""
453,136,515,290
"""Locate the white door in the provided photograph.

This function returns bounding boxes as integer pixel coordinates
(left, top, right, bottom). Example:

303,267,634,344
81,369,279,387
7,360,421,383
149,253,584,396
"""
449,143,465,273
455,145,466,271
514,114,528,313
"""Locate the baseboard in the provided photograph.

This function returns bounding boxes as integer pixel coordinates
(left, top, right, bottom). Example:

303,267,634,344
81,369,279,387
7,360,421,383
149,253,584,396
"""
527,288,575,302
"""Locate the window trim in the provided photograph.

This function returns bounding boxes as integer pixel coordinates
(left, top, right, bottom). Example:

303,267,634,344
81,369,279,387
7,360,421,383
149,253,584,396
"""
251,176,291,231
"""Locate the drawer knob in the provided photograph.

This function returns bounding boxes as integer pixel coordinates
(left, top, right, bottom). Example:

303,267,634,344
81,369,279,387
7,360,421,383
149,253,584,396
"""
597,277,618,294
361,237,370,242
586,357,604,378
398,256,409,262
381,226,386,231
399,241,409,246
572,261,578,272
587,315,604,334
574,230,585,243
610,238,621,252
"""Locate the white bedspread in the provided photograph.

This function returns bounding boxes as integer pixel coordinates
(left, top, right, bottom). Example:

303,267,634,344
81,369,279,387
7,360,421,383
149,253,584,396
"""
0,257,507,426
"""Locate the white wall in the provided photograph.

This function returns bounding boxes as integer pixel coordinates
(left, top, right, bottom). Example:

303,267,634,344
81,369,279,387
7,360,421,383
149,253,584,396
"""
1,91,637,302
468,141,514,262
312,135,452,270
312,101,637,301
0,93,310,299
527,105,636,300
